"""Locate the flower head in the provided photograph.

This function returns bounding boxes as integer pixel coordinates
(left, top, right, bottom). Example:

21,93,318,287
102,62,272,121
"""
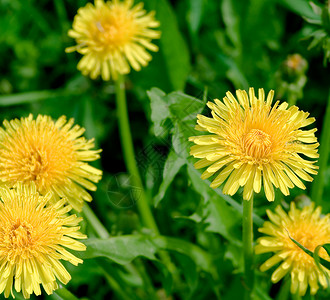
66,0,161,80
0,184,86,299
189,88,319,202
0,114,102,211
255,202,330,296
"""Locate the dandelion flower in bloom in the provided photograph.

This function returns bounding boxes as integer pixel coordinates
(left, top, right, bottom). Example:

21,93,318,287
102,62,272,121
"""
255,202,330,296
0,184,86,299
0,114,102,211
189,88,319,202
66,0,161,80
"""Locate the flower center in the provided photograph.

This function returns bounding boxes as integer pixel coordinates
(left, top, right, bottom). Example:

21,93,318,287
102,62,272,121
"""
11,220,33,248
93,13,135,48
244,129,272,159
24,150,48,181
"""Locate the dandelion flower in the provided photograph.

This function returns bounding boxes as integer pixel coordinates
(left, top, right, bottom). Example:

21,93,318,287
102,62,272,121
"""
0,114,102,211
66,0,161,80
0,184,86,299
189,88,319,202
255,202,330,296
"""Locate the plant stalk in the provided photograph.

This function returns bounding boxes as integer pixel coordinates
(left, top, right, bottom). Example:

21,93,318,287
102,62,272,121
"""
243,197,254,300
114,74,159,233
83,203,110,239
311,90,330,205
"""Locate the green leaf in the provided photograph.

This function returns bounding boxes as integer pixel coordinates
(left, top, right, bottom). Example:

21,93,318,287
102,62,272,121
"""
204,197,242,244
174,253,198,293
287,233,330,270
188,164,264,227
314,244,330,272
168,91,205,158
154,150,186,207
187,0,205,36
79,236,158,264
221,0,241,49
147,87,171,136
0,90,65,106
277,0,321,22
144,0,191,90
311,91,330,206
151,235,216,277
54,287,80,300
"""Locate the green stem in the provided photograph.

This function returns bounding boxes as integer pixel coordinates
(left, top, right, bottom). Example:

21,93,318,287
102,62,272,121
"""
82,204,110,239
115,74,158,233
114,74,179,282
103,272,133,300
276,278,290,300
54,286,80,300
311,90,330,205
291,291,302,300
243,197,254,300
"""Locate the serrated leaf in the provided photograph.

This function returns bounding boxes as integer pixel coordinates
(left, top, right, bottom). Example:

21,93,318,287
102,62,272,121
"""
168,91,205,158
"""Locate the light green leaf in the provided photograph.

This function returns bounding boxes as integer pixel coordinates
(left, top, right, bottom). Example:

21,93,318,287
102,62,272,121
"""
0,90,65,106
168,91,205,158
147,87,171,136
187,0,205,36
79,236,158,264
53,287,80,300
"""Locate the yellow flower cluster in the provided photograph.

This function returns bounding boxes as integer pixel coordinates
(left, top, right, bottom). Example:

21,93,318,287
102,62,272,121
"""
0,115,102,298
256,203,330,296
66,0,160,81
190,88,318,202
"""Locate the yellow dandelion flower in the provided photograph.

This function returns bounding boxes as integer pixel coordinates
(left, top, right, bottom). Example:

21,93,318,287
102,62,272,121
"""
0,183,86,299
255,202,330,296
0,114,102,211
66,0,161,81
189,88,319,202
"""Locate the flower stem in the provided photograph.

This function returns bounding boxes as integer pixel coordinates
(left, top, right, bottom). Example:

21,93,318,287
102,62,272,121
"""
115,74,159,233
83,203,110,239
311,90,330,205
114,74,180,284
243,197,254,300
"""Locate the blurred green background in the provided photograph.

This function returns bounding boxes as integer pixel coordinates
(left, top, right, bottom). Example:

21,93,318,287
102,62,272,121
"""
0,0,329,299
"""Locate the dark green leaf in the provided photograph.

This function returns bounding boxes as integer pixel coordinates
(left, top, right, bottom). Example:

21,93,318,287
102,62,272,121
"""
144,0,191,90
277,0,321,22
154,150,186,206
151,235,216,276
288,233,330,270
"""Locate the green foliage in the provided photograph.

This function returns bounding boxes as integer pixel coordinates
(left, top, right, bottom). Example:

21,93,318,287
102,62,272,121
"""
1,0,330,299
